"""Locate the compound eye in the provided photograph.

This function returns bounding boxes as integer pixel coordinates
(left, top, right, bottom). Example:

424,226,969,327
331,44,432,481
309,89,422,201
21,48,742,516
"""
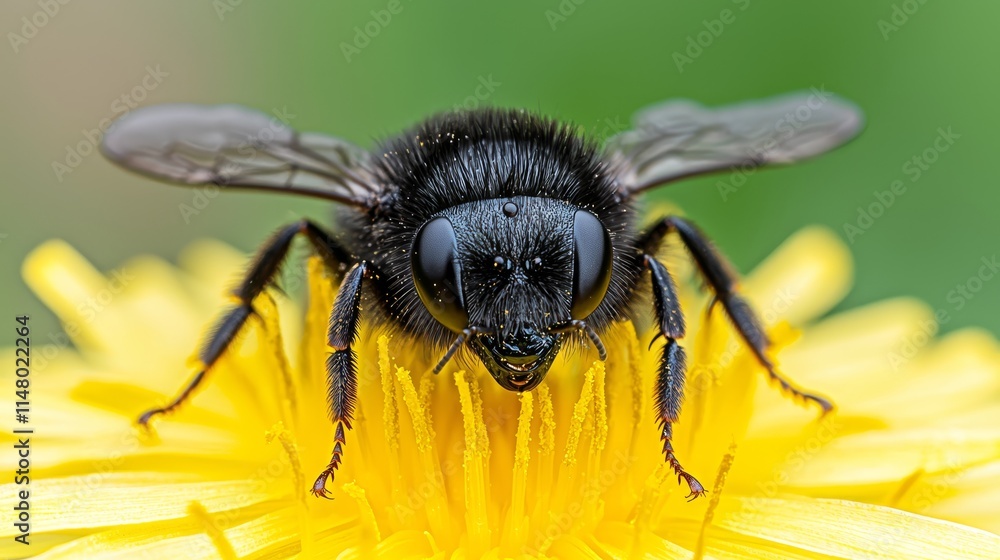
412,217,468,332
571,210,613,320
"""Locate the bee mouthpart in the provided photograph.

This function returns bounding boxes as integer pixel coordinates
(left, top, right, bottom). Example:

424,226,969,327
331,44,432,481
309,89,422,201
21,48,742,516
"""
507,372,535,388
501,354,541,368
471,330,563,392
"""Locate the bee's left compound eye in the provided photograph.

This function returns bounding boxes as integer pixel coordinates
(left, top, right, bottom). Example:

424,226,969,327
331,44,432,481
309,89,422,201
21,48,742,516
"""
570,210,613,320
412,216,468,332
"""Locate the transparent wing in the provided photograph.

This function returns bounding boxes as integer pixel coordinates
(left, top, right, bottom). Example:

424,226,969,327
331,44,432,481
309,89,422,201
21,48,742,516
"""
607,91,864,197
101,104,378,207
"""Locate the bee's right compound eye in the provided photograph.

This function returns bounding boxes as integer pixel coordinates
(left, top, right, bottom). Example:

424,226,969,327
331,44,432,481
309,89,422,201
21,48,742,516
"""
571,210,613,320
411,216,468,332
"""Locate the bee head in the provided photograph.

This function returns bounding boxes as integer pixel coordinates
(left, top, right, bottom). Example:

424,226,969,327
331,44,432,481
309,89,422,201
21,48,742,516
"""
411,196,612,391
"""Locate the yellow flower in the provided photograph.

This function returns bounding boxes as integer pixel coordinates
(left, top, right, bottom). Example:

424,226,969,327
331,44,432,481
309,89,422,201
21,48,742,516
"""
4,226,1000,559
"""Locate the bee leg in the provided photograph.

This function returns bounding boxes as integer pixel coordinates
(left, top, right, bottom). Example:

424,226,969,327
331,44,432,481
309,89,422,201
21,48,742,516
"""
641,216,833,414
644,254,705,500
138,220,351,427
312,261,367,499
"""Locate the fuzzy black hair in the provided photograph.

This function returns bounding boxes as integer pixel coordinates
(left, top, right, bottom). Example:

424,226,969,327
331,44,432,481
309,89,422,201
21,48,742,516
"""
372,108,621,224
334,107,641,355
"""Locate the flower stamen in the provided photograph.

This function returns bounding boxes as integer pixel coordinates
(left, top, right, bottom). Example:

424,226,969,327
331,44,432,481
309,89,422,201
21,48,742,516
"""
552,364,597,525
456,370,492,556
563,364,597,468
394,362,451,540
377,336,408,529
342,482,382,548
266,421,316,554
887,467,926,508
256,292,299,429
693,442,737,560
501,391,533,554
530,382,557,529
187,501,238,560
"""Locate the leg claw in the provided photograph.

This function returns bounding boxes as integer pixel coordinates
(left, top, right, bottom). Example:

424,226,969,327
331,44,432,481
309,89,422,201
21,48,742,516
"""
137,408,164,429
682,474,707,501
662,437,706,501
806,393,835,416
311,472,334,500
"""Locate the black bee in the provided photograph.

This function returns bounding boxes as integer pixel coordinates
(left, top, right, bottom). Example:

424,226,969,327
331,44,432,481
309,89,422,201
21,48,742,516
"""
101,92,862,499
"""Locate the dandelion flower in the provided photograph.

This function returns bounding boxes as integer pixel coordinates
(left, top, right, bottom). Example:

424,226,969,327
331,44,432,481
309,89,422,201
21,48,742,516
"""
3,226,1000,559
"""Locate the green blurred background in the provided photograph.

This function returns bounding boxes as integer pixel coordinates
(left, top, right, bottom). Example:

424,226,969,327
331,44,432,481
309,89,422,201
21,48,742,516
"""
2,0,997,340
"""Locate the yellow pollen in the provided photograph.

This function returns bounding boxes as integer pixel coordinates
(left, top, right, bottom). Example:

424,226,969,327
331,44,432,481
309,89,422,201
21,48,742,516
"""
394,365,432,453
531,382,557,530
264,422,315,555
502,391,533,554
537,382,556,455
625,322,646,428
264,422,305,503
514,392,534,471
563,364,597,467
592,361,608,453
376,336,406,528
418,371,436,440
377,336,400,452
392,359,450,541
456,370,492,555
468,372,490,456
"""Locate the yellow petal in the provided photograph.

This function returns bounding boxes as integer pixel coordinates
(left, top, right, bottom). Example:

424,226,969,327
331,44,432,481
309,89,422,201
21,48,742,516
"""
0,474,287,536
786,428,1000,490
713,495,1000,559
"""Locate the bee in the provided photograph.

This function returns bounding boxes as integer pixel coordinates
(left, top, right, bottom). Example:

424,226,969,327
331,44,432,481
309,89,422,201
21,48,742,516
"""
101,92,862,499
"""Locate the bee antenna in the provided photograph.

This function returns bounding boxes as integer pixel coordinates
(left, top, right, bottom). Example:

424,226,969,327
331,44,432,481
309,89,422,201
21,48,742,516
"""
433,326,490,374
549,320,607,361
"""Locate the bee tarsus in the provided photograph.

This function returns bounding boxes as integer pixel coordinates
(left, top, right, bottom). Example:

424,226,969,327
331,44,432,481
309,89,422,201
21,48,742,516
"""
311,421,349,500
